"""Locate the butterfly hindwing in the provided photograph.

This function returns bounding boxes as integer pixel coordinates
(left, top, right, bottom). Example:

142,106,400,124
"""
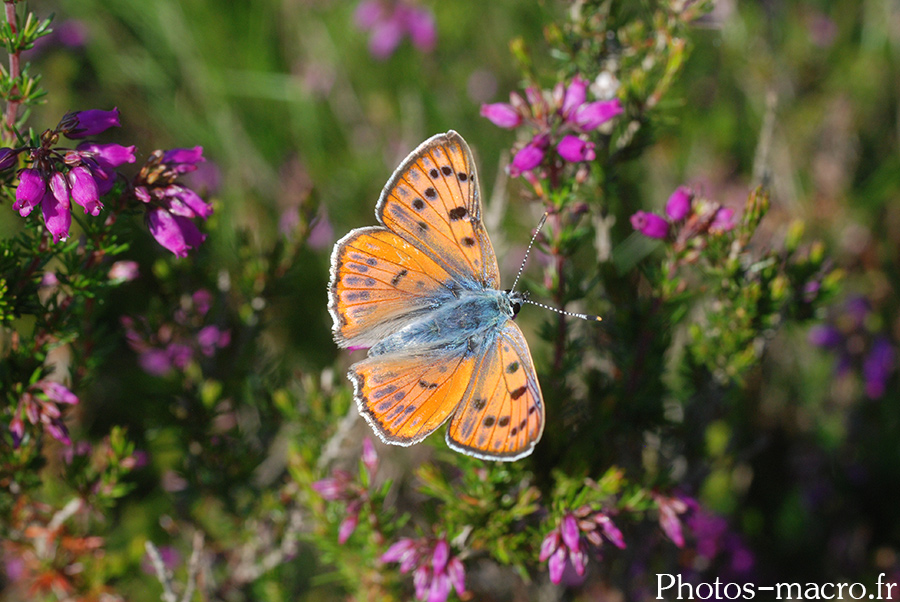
446,321,544,461
328,227,458,348
350,350,479,445
376,131,501,289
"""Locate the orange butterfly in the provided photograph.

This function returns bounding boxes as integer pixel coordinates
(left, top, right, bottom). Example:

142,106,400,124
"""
328,131,544,461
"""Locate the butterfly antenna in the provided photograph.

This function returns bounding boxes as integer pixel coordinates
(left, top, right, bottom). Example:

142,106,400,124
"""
510,212,548,293
522,298,602,322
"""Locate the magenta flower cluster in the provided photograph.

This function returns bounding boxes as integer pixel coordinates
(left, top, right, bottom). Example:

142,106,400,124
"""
630,185,736,241
381,537,465,602
5,107,212,257
133,147,212,257
481,76,623,177
809,296,897,398
9,380,79,447
122,289,230,377
539,509,626,584
354,0,436,60
8,108,135,242
311,438,379,544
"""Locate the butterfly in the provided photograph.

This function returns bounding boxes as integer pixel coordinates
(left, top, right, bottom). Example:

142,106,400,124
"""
328,130,545,461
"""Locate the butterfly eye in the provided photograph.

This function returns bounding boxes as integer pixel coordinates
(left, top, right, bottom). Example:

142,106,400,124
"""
512,301,522,316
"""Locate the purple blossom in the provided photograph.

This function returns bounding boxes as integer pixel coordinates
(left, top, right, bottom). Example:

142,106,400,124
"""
68,165,102,216
630,210,670,239
10,380,79,447
339,503,361,544
540,509,625,585
665,186,693,221
162,147,205,172
13,168,45,216
863,337,895,398
355,1,436,59
573,98,623,131
509,139,546,177
808,325,842,348
311,469,354,501
540,515,587,584
561,77,589,118
710,207,736,233
382,538,465,602
809,296,896,398
147,207,206,257
556,135,596,163
654,494,688,548
108,260,140,282
135,147,212,256
362,437,378,474
61,108,120,139
311,439,382,545
77,142,136,194
0,147,19,171
197,325,231,356
306,209,335,250
480,102,522,129
43,173,72,243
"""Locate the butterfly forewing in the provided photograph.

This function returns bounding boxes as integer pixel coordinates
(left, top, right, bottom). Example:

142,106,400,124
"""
350,350,479,445
376,131,501,289
446,321,544,460
329,227,458,348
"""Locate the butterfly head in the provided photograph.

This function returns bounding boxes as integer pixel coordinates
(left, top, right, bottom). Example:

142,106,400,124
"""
504,289,527,319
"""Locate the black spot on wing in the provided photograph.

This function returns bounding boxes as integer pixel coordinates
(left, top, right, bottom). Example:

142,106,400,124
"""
510,386,527,400
449,207,468,221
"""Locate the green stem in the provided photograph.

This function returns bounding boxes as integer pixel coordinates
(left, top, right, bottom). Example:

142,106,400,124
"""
3,1,20,143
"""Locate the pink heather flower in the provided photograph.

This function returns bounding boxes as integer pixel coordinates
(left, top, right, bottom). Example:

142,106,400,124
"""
402,5,436,52
135,148,211,256
146,206,206,258
593,514,626,549
710,207,736,233
13,168,45,216
655,494,689,548
61,108,120,139
574,98,623,131
43,173,72,243
77,141,136,194
540,514,589,584
480,102,522,129
108,260,140,282
68,165,102,216
10,380,79,447
197,325,230,356
306,209,335,250
556,135,596,163
355,1,436,60
630,210,669,239
162,147,205,173
863,337,895,399
160,185,214,220
338,503,361,544
362,437,378,474
665,186,693,221
383,538,465,602
509,140,546,177
561,76,588,118
138,348,172,376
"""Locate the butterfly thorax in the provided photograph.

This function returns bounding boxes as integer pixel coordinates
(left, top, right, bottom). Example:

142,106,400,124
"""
368,288,515,358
